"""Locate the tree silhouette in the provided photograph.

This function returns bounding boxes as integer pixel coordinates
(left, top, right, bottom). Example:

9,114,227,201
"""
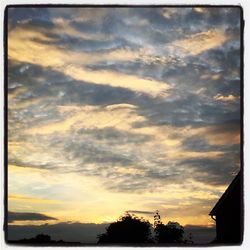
153,210,161,228
153,211,187,244
97,212,152,244
155,221,185,243
97,211,191,245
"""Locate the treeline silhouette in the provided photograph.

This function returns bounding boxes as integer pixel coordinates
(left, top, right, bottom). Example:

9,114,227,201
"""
9,211,193,245
98,211,193,245
8,234,81,246
98,212,152,244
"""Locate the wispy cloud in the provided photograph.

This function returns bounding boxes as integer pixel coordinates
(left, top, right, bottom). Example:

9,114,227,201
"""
126,210,155,215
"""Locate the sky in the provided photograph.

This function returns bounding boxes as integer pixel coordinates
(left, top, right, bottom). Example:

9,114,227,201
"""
7,6,241,242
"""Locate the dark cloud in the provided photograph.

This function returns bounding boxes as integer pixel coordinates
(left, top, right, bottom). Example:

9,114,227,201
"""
69,10,127,37
103,176,154,193
182,137,240,153
126,210,154,215
57,36,133,53
180,155,240,186
8,7,52,30
66,8,204,48
133,91,240,128
77,127,152,145
182,137,218,152
85,56,184,82
184,7,240,27
8,211,57,223
144,168,182,181
8,158,57,170
202,47,241,75
63,139,135,167
8,61,143,107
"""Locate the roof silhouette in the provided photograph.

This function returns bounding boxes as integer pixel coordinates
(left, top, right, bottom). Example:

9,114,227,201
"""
209,171,241,216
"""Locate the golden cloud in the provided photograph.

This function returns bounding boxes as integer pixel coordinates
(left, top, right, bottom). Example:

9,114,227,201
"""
168,29,227,56
193,7,208,13
25,104,145,135
8,27,171,97
214,94,239,102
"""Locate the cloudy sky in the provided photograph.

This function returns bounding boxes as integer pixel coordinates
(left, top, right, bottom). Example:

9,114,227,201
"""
7,6,241,242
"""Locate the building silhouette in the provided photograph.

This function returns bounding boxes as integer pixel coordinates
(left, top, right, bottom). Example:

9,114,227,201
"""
209,171,243,244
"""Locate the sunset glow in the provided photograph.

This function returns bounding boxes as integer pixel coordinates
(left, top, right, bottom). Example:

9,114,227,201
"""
7,6,241,243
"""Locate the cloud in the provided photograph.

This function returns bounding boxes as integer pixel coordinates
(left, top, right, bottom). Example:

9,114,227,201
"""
8,105,240,192
63,65,171,97
126,210,154,215
8,211,57,223
51,14,114,42
8,7,52,30
179,155,240,186
9,194,62,204
7,61,144,113
193,7,207,14
198,122,240,146
167,150,224,160
167,29,227,56
213,94,239,102
8,96,240,193
8,25,171,97
24,104,146,135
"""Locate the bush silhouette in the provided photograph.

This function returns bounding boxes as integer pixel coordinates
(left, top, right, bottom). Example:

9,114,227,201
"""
97,213,152,244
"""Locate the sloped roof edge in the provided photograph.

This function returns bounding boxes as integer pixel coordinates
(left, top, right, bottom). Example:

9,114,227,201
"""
209,170,241,216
